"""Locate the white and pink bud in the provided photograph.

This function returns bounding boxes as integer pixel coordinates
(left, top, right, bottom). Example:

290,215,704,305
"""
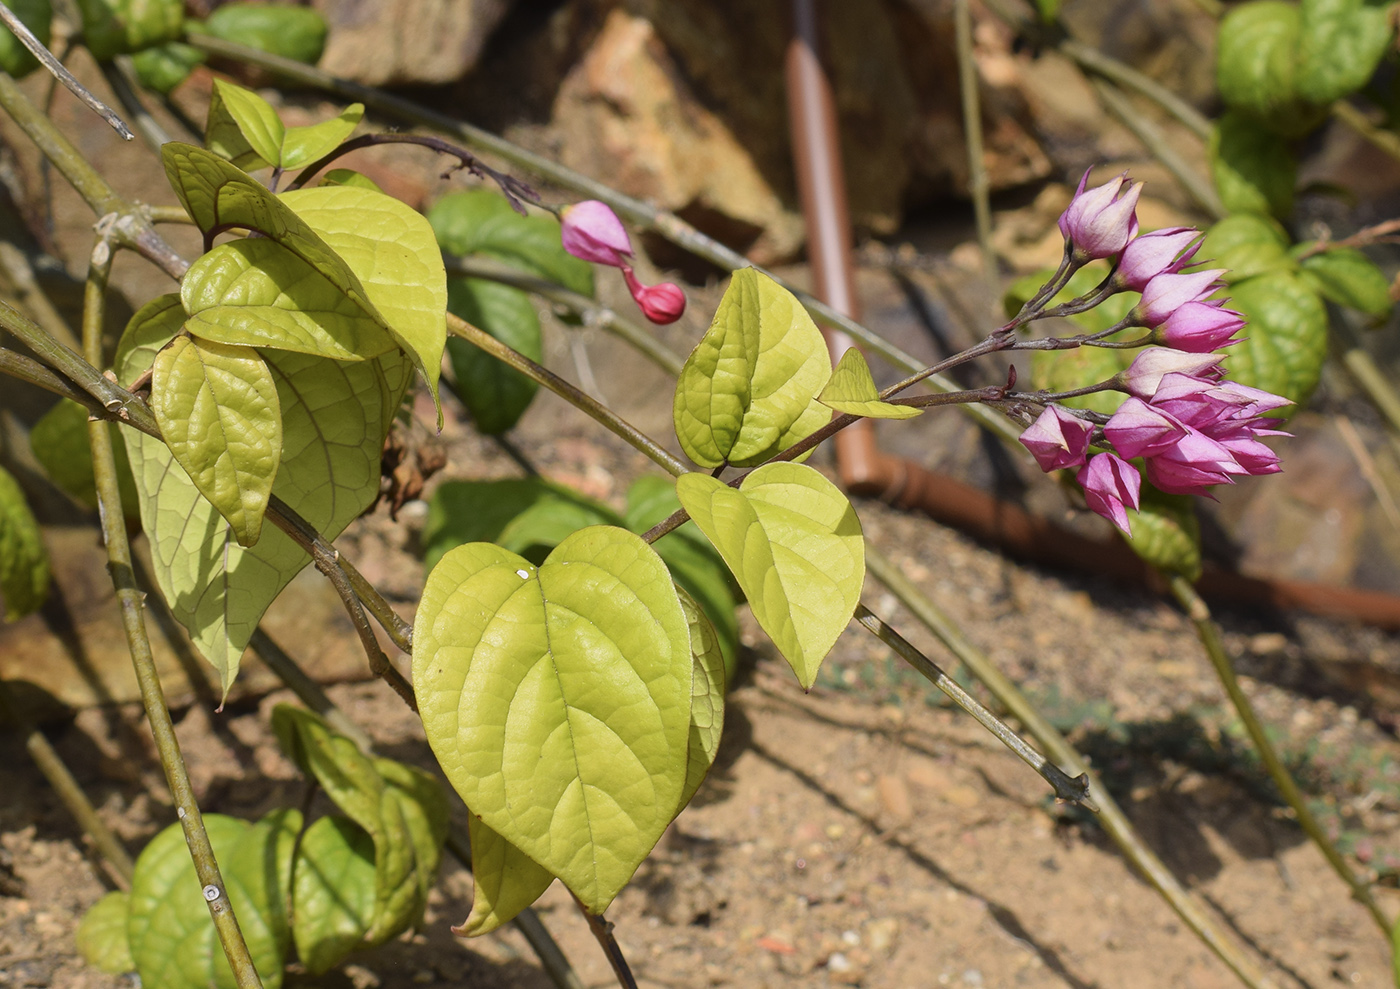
1059,170,1143,260
1019,405,1094,472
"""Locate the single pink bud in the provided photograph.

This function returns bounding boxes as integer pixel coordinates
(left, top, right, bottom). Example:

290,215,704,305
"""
622,266,686,324
1058,170,1143,260
1120,347,1224,398
1019,405,1094,472
560,200,633,267
1077,452,1141,535
1114,227,1201,291
1156,302,1246,352
1104,397,1186,460
1133,269,1226,327
1143,430,1245,496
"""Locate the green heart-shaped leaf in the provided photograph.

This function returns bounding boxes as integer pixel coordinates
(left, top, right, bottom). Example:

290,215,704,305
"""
676,463,863,688
151,335,282,547
414,525,692,912
0,0,51,77
183,238,397,361
0,465,48,621
674,268,832,468
458,817,556,938
318,169,383,192
677,586,725,809
75,0,181,61
119,294,410,693
205,79,283,172
290,816,375,975
1209,111,1297,219
1224,270,1327,412
1215,1,1324,137
428,189,594,297
130,41,204,95
1200,213,1294,285
200,2,327,65
29,399,140,518
281,186,447,422
76,891,133,974
280,104,364,171
819,348,921,419
444,277,541,435
127,810,299,989
1296,0,1392,106
1125,486,1201,581
1298,247,1393,319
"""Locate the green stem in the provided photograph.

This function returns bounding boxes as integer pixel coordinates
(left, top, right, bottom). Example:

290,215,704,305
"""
954,0,996,284
446,312,689,477
183,32,1021,445
0,680,136,887
1090,78,1225,220
854,604,1087,801
1333,314,1400,436
864,546,1277,989
81,241,264,988
443,254,686,377
1167,574,1390,935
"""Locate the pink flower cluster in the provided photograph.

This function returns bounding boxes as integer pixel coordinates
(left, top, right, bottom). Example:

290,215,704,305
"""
559,201,687,324
1019,172,1290,535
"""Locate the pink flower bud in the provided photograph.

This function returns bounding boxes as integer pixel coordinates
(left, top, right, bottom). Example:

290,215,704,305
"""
1104,397,1186,460
1120,347,1224,398
1134,269,1226,327
1114,227,1201,291
622,266,686,324
560,200,633,267
1156,302,1246,353
1077,452,1141,535
1019,405,1094,472
1143,430,1245,495
1058,170,1143,260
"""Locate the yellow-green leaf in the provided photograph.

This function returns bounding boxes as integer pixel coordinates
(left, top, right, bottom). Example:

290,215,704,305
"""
673,268,831,468
458,817,556,938
676,463,863,688
75,0,181,61
677,586,725,810
75,891,133,974
281,186,447,422
118,294,410,694
1125,487,1201,582
290,816,375,975
0,465,48,621
183,238,396,361
414,526,692,913
280,104,363,170
819,349,922,420
30,399,141,519
151,335,281,547
205,79,283,171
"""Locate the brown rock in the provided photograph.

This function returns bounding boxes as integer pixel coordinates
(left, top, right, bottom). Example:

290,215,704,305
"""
312,0,514,86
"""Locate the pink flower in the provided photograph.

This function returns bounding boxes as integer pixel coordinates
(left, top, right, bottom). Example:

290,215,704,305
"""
1142,430,1246,495
1156,302,1246,353
1120,347,1224,398
1019,405,1094,471
1059,170,1143,260
622,266,686,324
1133,269,1226,327
560,201,633,267
1078,452,1141,534
1114,227,1201,291
1104,397,1186,460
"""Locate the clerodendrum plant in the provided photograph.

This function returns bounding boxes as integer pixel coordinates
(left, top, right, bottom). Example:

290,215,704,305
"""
7,73,1295,988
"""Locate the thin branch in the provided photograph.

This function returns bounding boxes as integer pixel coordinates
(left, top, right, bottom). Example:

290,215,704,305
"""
0,241,80,351
98,55,173,153
1090,77,1225,221
1332,100,1400,167
1167,574,1391,935
446,312,690,477
0,680,136,887
81,238,263,988
854,604,1088,802
1059,38,1212,141
443,254,686,377
572,896,640,989
181,32,1022,445
954,0,996,284
1294,217,1400,262
339,554,414,653
0,3,133,139
863,547,1277,989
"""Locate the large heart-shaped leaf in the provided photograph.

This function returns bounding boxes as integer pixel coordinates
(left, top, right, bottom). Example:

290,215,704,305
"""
0,465,48,621
676,463,863,688
205,79,283,172
200,2,328,64
1296,0,1393,106
1215,1,1324,136
414,526,692,912
458,817,556,938
290,816,376,975
1200,213,1294,285
127,810,299,989
151,335,281,547
183,238,397,361
1224,271,1327,412
280,186,447,421
76,891,133,974
75,0,181,61
673,268,832,468
119,295,410,693
444,277,541,435
428,189,594,297
819,348,921,419
1209,111,1296,219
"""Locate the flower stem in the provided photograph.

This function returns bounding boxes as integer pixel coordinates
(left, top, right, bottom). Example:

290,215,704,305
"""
1167,574,1391,936
954,0,996,285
